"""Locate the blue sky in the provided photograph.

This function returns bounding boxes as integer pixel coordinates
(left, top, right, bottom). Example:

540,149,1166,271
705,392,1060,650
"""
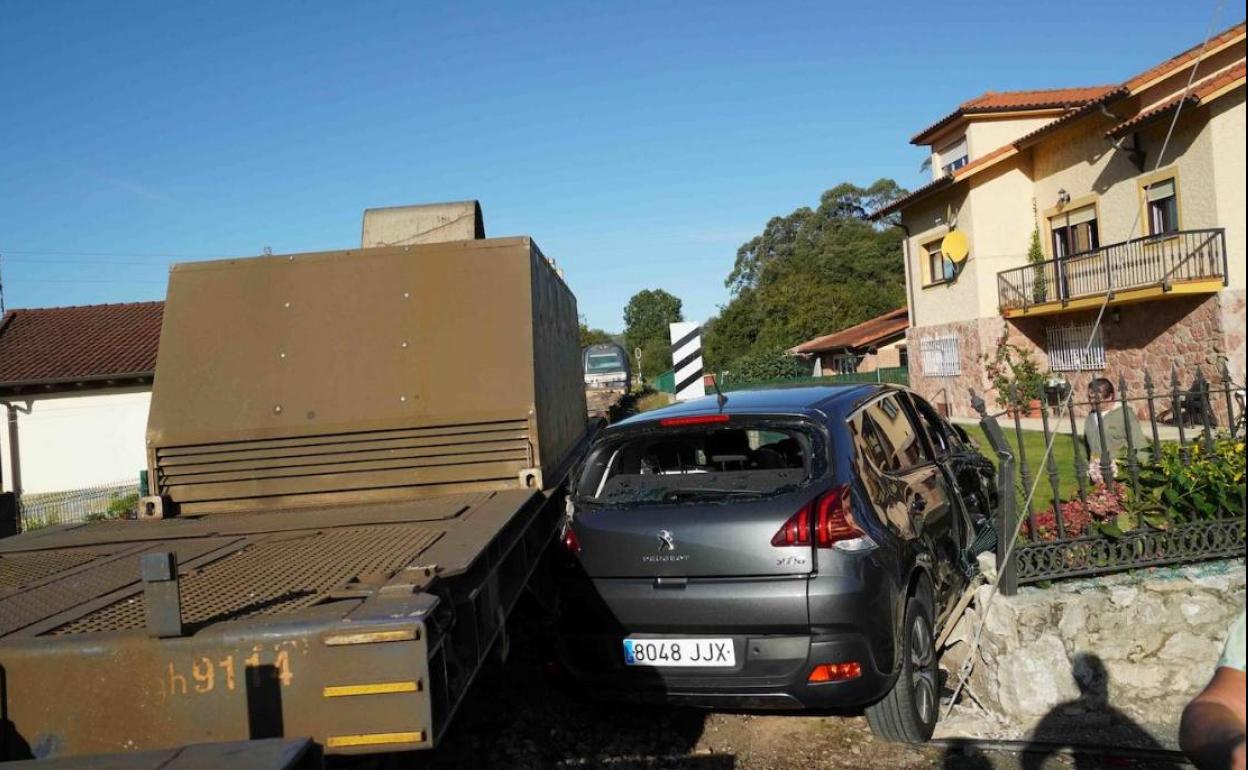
1,1,1237,330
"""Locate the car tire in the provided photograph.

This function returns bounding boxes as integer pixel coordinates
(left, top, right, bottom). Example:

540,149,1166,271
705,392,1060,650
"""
865,595,939,743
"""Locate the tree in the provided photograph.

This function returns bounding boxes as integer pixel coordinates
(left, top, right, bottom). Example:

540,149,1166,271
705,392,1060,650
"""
579,318,615,348
709,180,908,377
623,289,683,380
725,179,906,295
703,288,761,372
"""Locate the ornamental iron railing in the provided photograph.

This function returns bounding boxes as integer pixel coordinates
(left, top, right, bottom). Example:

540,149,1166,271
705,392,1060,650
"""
997,228,1228,313
14,479,141,532
974,362,1245,594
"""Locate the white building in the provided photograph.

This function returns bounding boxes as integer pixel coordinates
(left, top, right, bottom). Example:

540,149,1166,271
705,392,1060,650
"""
0,301,162,495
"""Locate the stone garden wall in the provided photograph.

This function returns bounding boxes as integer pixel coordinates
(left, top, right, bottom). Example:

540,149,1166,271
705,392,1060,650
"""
938,558,1245,748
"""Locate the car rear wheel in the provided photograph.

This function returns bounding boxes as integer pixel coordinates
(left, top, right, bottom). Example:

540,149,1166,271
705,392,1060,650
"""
865,595,939,743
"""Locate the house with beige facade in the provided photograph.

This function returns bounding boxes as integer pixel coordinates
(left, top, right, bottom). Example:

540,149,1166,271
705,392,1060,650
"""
874,22,1245,417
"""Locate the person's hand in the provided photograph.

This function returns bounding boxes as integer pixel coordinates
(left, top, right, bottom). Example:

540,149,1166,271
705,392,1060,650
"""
1231,738,1245,770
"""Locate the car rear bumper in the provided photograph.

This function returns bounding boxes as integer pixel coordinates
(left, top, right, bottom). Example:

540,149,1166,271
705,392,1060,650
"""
556,631,894,709
554,568,901,710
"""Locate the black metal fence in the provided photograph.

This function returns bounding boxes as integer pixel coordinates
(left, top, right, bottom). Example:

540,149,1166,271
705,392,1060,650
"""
997,228,1228,313
975,363,1245,594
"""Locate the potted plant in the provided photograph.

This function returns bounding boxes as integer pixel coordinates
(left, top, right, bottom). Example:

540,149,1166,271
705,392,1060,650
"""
983,331,1046,416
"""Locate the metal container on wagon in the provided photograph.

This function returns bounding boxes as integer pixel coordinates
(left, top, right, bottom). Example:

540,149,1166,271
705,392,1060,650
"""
144,232,587,515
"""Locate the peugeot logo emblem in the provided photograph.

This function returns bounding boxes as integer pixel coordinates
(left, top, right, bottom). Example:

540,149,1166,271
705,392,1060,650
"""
657,530,676,551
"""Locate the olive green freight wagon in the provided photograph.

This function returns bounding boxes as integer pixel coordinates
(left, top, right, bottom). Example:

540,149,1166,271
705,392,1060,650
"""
0,206,591,762
146,234,586,514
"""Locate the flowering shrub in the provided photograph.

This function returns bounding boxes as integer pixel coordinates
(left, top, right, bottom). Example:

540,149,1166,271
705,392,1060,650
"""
1023,436,1244,543
1026,483,1129,541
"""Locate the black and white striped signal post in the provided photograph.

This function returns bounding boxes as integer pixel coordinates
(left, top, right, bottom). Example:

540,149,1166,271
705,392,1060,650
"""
668,322,705,402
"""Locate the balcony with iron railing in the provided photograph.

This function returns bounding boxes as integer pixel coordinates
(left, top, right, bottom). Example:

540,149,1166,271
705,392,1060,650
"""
997,228,1228,317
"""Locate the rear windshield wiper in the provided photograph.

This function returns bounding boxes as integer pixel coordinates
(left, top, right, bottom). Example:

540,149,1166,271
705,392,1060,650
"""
661,487,767,501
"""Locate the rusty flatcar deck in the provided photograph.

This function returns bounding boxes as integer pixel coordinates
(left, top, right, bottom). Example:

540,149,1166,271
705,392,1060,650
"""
0,487,559,761
0,491,531,640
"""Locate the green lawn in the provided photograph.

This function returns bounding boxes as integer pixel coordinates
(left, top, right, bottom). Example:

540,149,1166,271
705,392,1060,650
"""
962,423,1087,514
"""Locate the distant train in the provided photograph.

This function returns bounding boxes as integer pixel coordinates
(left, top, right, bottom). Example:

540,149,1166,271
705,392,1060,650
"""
583,343,631,392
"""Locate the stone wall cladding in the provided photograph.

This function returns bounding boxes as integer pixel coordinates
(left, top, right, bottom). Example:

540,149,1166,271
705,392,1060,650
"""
940,559,1246,746
1003,294,1233,419
1220,288,1246,386
906,318,994,418
910,293,1238,419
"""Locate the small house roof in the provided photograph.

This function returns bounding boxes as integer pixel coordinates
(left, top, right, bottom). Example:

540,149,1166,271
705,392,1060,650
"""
0,301,164,391
789,307,909,355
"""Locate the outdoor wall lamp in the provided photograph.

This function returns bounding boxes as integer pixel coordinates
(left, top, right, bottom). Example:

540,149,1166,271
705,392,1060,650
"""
1057,189,1071,205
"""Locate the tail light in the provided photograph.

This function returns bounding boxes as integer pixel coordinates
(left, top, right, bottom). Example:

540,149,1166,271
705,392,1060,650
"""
770,502,811,546
561,524,581,553
771,485,873,551
808,661,862,683
659,414,730,427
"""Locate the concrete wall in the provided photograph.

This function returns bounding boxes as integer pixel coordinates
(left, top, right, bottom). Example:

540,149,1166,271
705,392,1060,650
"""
927,113,1060,178
965,114,1055,160
1030,108,1212,250
965,157,1038,316
901,190,984,327
1208,89,1246,289
0,388,151,494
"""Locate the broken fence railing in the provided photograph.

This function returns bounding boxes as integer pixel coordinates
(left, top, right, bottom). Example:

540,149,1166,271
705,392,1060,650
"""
975,363,1246,594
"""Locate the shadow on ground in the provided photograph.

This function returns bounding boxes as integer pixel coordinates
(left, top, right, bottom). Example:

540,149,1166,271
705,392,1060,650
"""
939,653,1187,770
368,593,722,770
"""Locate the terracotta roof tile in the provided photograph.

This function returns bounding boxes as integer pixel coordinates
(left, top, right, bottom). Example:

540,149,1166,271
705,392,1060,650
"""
1011,86,1130,147
908,21,1244,146
911,85,1117,144
0,301,164,388
960,86,1120,111
1106,93,1201,140
1125,21,1246,91
1107,60,1247,138
869,175,954,220
875,23,1246,219
790,307,909,355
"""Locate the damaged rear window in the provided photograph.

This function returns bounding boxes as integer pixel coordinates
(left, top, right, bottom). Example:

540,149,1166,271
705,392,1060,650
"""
574,421,815,505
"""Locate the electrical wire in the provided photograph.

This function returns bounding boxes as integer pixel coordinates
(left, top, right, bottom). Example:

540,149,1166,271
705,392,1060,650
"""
0,249,219,259
3,257,178,267
6,278,167,285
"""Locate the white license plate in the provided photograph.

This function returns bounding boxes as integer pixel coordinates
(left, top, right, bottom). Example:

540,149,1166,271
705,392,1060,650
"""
622,638,735,668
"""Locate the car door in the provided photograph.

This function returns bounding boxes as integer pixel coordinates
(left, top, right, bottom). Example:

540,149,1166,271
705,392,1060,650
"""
848,393,960,602
903,394,982,569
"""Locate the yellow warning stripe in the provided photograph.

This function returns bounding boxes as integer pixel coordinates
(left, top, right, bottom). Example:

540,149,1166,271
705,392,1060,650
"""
323,681,421,698
323,628,418,646
326,731,425,748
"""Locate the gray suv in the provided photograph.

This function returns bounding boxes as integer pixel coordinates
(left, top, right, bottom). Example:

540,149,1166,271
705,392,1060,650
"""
554,385,996,742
